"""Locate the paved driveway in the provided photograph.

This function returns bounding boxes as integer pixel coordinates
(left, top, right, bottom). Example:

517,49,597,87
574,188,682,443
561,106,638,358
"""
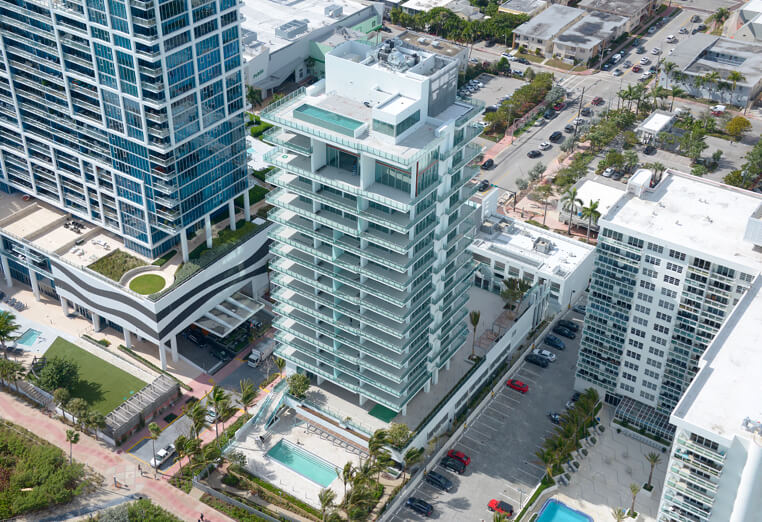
390,308,586,522
129,415,193,472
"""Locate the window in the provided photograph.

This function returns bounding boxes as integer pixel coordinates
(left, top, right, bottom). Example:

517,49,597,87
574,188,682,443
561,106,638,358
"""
644,255,661,266
637,292,653,303
648,346,665,357
622,372,637,382
661,288,677,298
624,361,639,371
690,433,720,451
630,327,645,338
644,368,660,379
669,249,686,261
658,299,675,311
654,324,670,334
625,350,641,361
640,391,655,401
651,335,667,346
664,275,680,286
628,339,644,350
666,262,683,273
655,311,672,323
628,236,644,249
327,146,359,174
634,304,651,315
642,380,657,391
620,383,635,393
640,280,655,291
647,242,664,254
646,358,662,369
633,316,648,327
375,161,410,193
642,268,657,278
740,272,753,283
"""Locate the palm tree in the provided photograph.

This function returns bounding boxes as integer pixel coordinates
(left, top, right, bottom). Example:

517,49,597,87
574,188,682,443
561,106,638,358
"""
0,311,20,353
148,422,161,478
662,61,677,88
703,71,721,97
468,310,481,358
650,85,669,109
611,507,627,522
534,448,557,481
561,187,583,235
645,452,661,487
501,278,533,318
274,357,286,378
246,86,262,111
337,462,354,504
0,359,22,391
209,385,230,445
493,512,509,522
238,379,257,415
727,71,746,104
184,438,201,472
580,200,601,242
174,435,188,475
185,400,207,440
402,447,424,481
318,487,336,521
711,7,730,28
368,429,388,468
629,483,640,515
65,429,79,465
534,184,553,226
669,86,685,111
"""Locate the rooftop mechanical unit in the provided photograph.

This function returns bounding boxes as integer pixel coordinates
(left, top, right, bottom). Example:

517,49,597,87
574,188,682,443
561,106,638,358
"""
276,19,309,40
325,4,343,18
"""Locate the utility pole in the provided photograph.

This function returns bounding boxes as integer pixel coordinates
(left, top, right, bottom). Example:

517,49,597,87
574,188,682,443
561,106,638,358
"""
572,86,585,145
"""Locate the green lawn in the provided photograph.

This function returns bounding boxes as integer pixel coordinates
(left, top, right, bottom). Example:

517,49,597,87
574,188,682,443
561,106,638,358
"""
88,250,146,281
128,274,166,295
44,338,147,415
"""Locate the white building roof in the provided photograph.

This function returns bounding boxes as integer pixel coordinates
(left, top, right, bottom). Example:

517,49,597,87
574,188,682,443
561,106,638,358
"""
513,4,585,42
239,0,369,55
673,276,762,445
573,178,626,217
637,110,674,134
246,136,274,171
471,217,594,279
603,171,762,270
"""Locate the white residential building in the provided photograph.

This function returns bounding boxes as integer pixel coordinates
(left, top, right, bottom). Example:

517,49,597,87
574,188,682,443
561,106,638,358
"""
470,215,595,309
575,169,762,440
658,275,762,522
261,39,484,414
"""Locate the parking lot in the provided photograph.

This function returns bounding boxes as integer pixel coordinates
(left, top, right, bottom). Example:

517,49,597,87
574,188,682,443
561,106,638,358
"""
467,73,528,112
390,308,586,521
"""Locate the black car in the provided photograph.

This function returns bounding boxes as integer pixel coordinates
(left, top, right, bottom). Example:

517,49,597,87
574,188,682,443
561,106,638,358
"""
485,39,496,47
697,23,707,31
549,131,563,142
581,107,592,116
478,179,490,191
440,456,466,474
380,25,392,33
543,109,556,119
557,319,579,332
526,353,549,368
544,335,566,350
636,47,646,54
425,471,453,491
691,14,701,23
481,159,494,170
611,170,624,181
644,145,657,155
564,124,575,133
548,412,562,424
517,57,530,65
406,497,433,516
527,150,541,158
552,325,576,339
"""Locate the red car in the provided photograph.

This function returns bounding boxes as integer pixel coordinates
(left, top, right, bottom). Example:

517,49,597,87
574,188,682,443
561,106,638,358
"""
592,96,604,105
447,450,471,466
553,102,566,111
506,379,528,393
488,499,514,516
631,65,641,72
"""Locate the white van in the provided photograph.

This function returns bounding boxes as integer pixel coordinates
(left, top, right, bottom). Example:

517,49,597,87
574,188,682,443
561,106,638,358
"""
247,349,262,367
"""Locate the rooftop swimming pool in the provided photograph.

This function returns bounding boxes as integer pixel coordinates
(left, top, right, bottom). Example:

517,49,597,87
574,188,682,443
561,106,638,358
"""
266,439,337,487
536,499,593,522
293,104,364,137
16,329,41,346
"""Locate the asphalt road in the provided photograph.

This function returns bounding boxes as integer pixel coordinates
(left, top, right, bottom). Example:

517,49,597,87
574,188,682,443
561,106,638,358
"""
389,308,586,522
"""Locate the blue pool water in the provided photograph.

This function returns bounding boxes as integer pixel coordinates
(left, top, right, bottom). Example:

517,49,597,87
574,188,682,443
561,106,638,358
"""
247,147,255,156
266,439,337,487
16,329,41,346
293,104,363,136
537,499,593,522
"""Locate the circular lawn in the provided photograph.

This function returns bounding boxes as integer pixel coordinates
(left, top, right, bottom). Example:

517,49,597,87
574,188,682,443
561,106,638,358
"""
128,273,166,295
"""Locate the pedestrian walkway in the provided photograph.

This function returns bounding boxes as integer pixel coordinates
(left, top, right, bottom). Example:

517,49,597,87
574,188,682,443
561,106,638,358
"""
0,390,234,522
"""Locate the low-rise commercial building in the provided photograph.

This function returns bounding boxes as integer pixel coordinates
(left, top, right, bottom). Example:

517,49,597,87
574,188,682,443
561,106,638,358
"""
558,177,625,233
554,11,628,62
578,0,656,33
240,0,383,95
660,34,762,108
733,0,762,43
658,275,762,521
635,110,676,144
512,5,586,56
498,0,548,17
400,0,485,20
469,215,595,309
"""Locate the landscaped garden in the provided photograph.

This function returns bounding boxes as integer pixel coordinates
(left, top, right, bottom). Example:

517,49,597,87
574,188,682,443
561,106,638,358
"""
37,337,147,415
128,273,166,295
88,250,145,281
95,498,181,521
0,420,91,519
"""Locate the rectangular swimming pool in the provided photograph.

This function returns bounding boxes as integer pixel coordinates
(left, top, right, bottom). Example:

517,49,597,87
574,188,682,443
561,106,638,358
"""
266,439,337,487
293,104,364,137
16,329,41,346
537,499,593,522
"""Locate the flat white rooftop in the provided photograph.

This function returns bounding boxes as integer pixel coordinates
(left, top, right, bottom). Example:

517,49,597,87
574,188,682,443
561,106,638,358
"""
401,0,452,11
574,178,625,217
638,111,674,134
674,276,762,443
604,171,762,270
471,216,594,278
239,0,369,54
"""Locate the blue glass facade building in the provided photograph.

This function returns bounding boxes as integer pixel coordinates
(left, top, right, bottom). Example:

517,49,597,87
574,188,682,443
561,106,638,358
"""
0,0,247,257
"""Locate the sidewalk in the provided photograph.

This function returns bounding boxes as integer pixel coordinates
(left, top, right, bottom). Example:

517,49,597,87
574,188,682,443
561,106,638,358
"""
0,390,234,522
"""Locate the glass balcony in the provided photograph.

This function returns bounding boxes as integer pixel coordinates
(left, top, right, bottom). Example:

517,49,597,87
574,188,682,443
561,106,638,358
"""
261,127,312,155
267,189,359,236
672,450,723,478
439,124,482,161
661,494,711,520
435,202,478,241
449,143,483,175
454,97,486,127
676,436,726,464
665,479,715,506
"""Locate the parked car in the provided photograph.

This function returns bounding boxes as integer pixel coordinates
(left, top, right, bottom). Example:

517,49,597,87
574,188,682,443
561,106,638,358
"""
623,60,632,68
697,23,707,31
532,348,557,362
425,471,453,491
481,159,494,170
602,62,612,71
591,96,604,106
552,325,576,339
691,14,701,23
525,353,549,368
543,109,556,119
581,107,592,116
517,57,530,65
549,130,563,142
666,35,676,43
478,179,490,192
557,319,579,332
527,150,542,158
572,304,586,314
602,167,614,178
644,145,657,155
507,379,528,393
651,47,661,55
553,102,566,111
679,27,689,34
640,57,650,65
572,117,586,125
613,68,623,77
501,52,515,60
566,392,582,410
447,449,471,466
648,25,657,34
564,124,575,133
611,170,624,181
488,500,514,517
406,497,433,516
544,335,566,350
150,443,176,468
440,456,466,474
539,141,552,151
485,39,496,47
631,65,641,72
548,412,562,424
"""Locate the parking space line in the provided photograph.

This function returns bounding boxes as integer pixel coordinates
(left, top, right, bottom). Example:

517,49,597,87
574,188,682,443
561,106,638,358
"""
461,434,484,446
478,415,504,428
525,461,544,472
473,421,499,432
520,367,541,378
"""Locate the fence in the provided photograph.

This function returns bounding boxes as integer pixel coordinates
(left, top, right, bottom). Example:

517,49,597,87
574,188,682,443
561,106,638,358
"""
191,476,287,522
